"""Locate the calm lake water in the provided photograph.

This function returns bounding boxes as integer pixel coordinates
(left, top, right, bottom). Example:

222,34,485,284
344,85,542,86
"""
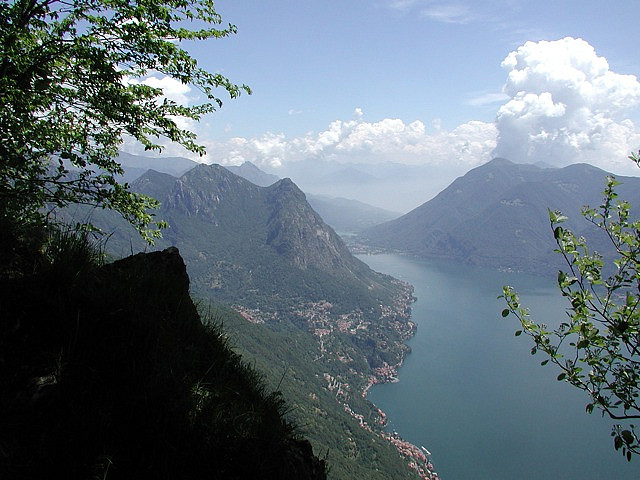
358,253,640,480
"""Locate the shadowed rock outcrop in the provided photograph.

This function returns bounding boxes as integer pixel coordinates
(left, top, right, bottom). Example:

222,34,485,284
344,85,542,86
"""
0,245,326,480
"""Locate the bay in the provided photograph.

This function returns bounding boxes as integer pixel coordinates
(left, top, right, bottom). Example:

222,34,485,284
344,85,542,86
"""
358,253,640,480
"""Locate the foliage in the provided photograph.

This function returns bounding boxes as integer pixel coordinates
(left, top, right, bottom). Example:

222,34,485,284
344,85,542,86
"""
501,152,640,461
0,0,249,241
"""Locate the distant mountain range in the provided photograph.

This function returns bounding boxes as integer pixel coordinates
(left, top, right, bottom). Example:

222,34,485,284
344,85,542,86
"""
115,153,399,234
359,158,640,274
306,195,400,234
315,166,379,186
223,161,401,233
225,161,280,187
116,151,198,183
270,157,465,212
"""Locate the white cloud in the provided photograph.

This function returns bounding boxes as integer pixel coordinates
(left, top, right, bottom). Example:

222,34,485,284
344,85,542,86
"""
195,109,496,170
420,3,475,24
121,37,640,179
493,37,640,174
388,0,423,11
130,75,193,106
388,0,505,25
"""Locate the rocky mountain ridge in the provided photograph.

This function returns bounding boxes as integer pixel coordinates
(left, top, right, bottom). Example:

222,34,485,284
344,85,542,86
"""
130,163,396,308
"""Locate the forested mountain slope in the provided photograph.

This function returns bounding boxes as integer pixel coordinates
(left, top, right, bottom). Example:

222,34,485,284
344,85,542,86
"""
360,158,640,274
75,164,427,479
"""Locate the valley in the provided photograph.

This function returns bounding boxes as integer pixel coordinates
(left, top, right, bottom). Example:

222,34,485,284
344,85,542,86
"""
71,154,640,479
71,157,437,479
6,6,640,478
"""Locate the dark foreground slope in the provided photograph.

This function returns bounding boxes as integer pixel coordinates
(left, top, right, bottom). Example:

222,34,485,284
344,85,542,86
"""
0,230,325,480
360,158,640,274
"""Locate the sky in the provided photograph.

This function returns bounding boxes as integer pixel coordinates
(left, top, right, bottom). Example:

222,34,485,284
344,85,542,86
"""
122,0,640,178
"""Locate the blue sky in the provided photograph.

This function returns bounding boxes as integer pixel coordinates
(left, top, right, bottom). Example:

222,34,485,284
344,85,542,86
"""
125,0,640,176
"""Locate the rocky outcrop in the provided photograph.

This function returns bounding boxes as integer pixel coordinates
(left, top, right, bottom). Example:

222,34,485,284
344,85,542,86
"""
265,178,355,272
0,245,326,480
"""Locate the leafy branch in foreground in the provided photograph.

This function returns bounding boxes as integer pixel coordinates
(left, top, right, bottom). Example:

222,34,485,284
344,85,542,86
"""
501,152,640,461
0,0,250,242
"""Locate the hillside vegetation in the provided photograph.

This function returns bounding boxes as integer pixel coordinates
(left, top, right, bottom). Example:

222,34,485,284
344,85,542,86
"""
0,223,326,479
61,164,428,479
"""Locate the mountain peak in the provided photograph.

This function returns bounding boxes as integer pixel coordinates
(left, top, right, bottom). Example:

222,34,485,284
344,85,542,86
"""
360,161,640,274
225,161,280,187
121,167,384,306
269,177,305,196
487,157,515,165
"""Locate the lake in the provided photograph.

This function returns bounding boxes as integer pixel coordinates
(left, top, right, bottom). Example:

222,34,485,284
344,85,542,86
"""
358,253,640,480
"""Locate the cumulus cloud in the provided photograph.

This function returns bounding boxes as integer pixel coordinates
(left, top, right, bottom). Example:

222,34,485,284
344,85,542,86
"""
128,74,193,106
492,37,640,174
121,37,640,178
195,109,496,170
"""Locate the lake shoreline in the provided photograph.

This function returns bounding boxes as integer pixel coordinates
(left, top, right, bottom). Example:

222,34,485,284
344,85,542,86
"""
359,252,640,480
358,263,441,480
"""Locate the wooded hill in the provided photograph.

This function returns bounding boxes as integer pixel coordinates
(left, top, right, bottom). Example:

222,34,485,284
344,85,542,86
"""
64,163,424,479
360,158,640,274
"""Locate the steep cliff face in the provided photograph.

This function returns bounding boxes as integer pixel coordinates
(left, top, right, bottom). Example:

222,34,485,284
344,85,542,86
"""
165,163,263,222
0,243,326,480
122,163,400,311
265,178,356,272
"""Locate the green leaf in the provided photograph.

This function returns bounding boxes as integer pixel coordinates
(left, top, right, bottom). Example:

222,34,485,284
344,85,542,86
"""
501,308,510,318
576,339,589,349
515,330,522,336
554,226,564,239
557,373,566,381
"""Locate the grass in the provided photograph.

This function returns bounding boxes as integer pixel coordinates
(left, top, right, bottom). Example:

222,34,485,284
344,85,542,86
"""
0,220,326,479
